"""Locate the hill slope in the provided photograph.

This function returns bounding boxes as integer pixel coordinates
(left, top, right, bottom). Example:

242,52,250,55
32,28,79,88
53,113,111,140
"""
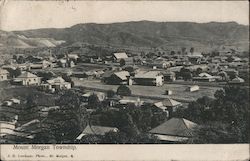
0,30,65,48
9,21,250,50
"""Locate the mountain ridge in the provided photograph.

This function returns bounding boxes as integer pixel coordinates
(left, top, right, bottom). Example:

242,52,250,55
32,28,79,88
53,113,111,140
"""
1,21,249,50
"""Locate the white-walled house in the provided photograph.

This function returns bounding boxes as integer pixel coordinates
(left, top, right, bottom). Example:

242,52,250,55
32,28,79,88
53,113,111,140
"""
113,52,128,62
134,71,164,86
0,69,9,81
41,77,71,92
13,72,41,86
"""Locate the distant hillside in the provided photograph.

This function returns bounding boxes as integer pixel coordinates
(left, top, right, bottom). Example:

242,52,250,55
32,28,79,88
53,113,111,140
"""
0,30,65,48
5,21,250,50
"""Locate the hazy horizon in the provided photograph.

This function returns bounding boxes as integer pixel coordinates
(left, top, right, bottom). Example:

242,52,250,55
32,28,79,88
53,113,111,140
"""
2,20,248,32
0,1,249,31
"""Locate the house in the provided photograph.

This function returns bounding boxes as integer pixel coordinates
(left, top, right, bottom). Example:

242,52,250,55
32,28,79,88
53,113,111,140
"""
152,102,169,115
1,119,39,141
7,119,40,140
153,98,182,116
165,90,173,95
76,125,118,140
0,69,9,81
102,70,130,85
29,60,53,69
118,97,144,107
38,106,60,117
134,71,164,86
162,71,176,82
58,59,67,68
85,70,105,79
223,68,239,79
151,59,172,69
113,52,128,62
148,118,197,142
13,72,41,86
81,91,106,102
67,54,79,60
0,121,16,137
229,77,245,84
105,95,122,107
41,77,71,92
123,57,134,66
187,52,203,64
193,73,216,82
3,98,21,106
186,85,199,92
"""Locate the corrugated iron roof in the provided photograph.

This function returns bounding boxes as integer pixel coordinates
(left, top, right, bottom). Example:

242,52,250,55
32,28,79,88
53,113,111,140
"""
17,72,38,78
80,125,118,136
113,52,128,59
149,118,197,137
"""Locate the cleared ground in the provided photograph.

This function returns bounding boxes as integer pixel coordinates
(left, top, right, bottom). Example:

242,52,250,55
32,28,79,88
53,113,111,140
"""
73,78,221,103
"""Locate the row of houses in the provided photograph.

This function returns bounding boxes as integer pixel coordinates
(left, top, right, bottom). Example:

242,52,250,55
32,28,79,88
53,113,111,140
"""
102,70,164,86
8,71,71,92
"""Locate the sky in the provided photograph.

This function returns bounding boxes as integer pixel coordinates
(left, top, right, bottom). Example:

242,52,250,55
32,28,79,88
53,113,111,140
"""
0,1,249,31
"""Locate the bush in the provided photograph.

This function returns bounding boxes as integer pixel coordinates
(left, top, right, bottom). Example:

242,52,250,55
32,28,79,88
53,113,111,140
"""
116,85,131,96
107,90,116,98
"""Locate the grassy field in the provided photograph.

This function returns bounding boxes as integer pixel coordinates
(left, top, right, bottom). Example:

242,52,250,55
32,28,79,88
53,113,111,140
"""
73,79,221,103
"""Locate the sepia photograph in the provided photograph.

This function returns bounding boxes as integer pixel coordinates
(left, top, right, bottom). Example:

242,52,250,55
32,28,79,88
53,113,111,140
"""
0,0,249,149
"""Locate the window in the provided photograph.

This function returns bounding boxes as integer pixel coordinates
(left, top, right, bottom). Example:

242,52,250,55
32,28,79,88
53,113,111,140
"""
34,79,36,81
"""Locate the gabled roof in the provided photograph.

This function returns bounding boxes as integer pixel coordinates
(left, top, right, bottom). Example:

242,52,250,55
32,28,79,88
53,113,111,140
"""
68,54,79,59
47,77,66,84
102,70,114,78
0,68,9,74
162,98,182,107
80,125,118,136
82,91,105,98
198,73,213,78
231,77,245,83
187,52,203,57
17,72,38,78
153,102,167,110
114,71,130,80
149,118,197,137
113,52,128,59
135,71,162,79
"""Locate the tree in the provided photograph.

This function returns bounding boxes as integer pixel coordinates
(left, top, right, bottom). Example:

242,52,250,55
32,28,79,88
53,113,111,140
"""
37,71,54,81
17,56,25,64
195,68,203,76
226,56,234,63
101,131,128,144
189,122,241,143
8,68,21,78
170,51,176,55
190,47,194,53
107,90,116,98
117,85,132,96
174,85,249,143
179,68,192,81
39,90,89,143
181,47,187,55
120,59,126,67
13,55,17,60
62,74,74,87
88,94,102,109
